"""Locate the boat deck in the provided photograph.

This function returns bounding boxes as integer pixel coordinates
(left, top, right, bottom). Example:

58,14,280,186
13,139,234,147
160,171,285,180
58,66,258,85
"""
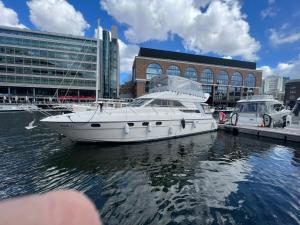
218,124,300,143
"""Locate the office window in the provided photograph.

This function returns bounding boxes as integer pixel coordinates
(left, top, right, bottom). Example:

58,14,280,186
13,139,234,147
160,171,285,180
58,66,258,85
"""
217,70,228,85
231,72,243,86
201,69,213,84
245,74,255,87
166,65,181,76
146,63,162,80
184,67,197,81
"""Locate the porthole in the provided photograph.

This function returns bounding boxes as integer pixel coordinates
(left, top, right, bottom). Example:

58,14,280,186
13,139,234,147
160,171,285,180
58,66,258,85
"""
142,122,149,126
127,122,134,127
156,121,162,126
91,123,101,127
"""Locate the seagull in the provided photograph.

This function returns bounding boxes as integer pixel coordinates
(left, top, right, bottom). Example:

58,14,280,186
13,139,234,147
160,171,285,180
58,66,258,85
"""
25,119,37,130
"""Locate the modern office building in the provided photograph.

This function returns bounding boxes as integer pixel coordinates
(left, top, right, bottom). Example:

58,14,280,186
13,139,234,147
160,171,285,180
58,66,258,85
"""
132,48,262,106
284,79,300,107
263,75,288,101
0,25,119,103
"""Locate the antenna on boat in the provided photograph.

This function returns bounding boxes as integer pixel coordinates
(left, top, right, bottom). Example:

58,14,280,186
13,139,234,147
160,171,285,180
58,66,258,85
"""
96,18,101,102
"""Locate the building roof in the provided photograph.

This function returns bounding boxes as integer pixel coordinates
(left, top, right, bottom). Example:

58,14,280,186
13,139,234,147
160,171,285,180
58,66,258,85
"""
286,79,300,84
138,47,257,70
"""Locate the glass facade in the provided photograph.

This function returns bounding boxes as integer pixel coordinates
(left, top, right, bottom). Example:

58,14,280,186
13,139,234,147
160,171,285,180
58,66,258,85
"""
229,72,243,101
215,70,229,101
102,30,120,98
166,65,181,76
146,63,162,80
0,26,97,100
184,67,197,81
201,69,214,94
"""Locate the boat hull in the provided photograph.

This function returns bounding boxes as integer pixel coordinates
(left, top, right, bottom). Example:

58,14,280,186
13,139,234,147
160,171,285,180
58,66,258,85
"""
43,119,217,143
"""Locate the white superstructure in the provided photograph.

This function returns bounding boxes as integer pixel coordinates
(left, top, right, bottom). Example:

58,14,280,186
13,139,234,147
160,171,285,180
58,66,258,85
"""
230,95,290,127
41,75,217,143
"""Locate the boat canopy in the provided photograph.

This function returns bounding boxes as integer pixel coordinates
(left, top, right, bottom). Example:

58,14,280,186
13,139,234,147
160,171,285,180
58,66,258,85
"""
149,75,206,98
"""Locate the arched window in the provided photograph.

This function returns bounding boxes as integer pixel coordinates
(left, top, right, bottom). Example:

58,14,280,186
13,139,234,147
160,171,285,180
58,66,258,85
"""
201,69,214,84
231,72,243,86
184,67,197,81
166,65,181,76
229,72,243,100
146,63,162,80
245,74,255,87
217,70,228,85
215,71,229,101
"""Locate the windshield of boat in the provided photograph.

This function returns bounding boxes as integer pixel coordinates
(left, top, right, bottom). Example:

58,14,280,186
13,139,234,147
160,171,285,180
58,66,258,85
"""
145,99,184,107
127,98,151,107
234,101,285,115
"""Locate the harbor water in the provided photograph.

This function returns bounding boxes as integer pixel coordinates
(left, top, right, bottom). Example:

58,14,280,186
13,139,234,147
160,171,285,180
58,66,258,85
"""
0,112,299,225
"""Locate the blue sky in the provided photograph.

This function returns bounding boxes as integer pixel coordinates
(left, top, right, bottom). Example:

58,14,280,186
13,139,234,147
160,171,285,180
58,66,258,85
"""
1,0,300,83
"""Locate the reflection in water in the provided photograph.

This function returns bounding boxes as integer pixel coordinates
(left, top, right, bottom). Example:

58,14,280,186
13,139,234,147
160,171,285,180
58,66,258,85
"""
0,113,300,225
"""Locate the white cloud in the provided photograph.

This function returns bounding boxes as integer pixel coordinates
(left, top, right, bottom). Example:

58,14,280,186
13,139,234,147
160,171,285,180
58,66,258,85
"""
118,40,139,73
269,28,300,45
258,55,300,79
0,0,26,28
101,0,260,61
27,0,90,36
261,7,277,19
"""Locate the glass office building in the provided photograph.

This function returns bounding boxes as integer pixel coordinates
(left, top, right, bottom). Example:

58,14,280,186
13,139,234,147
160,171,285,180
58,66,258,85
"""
102,28,119,99
0,25,119,102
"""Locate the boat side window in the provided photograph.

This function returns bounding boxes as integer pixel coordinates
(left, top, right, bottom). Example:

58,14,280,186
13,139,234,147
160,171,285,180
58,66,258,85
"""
239,103,256,113
127,122,134,127
180,109,200,113
202,105,212,114
273,104,284,112
147,99,184,107
142,122,149,126
128,99,150,107
156,121,162,125
91,123,101,127
257,103,268,116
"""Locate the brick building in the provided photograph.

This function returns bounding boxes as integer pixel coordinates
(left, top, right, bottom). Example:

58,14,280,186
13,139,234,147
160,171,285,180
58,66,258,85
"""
132,48,262,106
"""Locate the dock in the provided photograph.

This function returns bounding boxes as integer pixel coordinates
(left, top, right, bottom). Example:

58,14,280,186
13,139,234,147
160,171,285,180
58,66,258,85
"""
218,124,300,143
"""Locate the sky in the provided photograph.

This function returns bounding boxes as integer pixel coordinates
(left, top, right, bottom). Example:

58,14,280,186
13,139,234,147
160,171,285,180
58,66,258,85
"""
0,0,299,84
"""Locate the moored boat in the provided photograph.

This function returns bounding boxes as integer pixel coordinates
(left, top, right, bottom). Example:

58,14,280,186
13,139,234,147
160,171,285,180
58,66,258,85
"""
41,75,217,143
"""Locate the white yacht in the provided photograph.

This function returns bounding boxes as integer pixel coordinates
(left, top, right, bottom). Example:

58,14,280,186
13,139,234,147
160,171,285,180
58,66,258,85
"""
230,95,291,127
41,75,217,143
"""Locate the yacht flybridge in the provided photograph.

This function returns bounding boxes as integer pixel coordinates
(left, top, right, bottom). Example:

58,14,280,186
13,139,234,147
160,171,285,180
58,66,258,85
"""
41,75,217,143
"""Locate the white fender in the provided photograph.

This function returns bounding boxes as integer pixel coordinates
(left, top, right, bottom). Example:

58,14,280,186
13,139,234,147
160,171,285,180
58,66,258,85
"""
124,123,130,134
286,115,292,127
147,123,152,132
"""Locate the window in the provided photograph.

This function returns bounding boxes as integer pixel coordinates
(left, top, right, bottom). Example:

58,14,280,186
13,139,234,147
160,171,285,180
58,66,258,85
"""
142,122,149,126
201,69,213,84
146,63,162,80
147,99,184,107
217,71,228,85
156,121,162,125
128,98,150,107
166,65,180,76
180,109,200,113
91,124,101,127
230,72,243,100
231,72,243,86
184,67,197,81
245,74,255,87
127,122,134,127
